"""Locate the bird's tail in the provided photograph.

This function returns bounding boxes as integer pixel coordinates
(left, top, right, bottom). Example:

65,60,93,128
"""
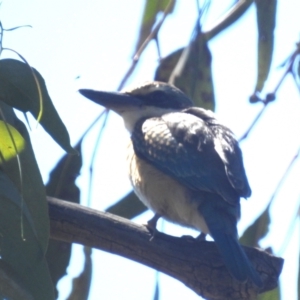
210,229,263,288
199,201,263,288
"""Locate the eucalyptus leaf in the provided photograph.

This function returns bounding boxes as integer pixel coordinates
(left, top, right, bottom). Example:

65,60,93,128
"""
0,101,49,255
0,120,25,163
133,0,176,54
0,58,74,153
0,170,54,300
253,0,277,93
0,260,34,300
204,0,253,41
258,287,280,300
46,142,82,297
239,204,270,247
155,32,215,111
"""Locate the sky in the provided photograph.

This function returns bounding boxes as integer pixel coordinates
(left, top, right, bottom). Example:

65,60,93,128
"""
0,0,300,299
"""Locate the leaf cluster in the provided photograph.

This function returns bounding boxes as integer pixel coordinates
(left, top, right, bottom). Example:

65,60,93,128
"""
0,56,74,299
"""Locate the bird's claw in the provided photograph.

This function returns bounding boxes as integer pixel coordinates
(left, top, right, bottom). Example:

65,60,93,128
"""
145,213,161,241
180,232,206,243
196,232,207,241
180,235,196,243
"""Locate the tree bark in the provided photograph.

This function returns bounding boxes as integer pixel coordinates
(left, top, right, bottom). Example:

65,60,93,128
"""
48,196,283,300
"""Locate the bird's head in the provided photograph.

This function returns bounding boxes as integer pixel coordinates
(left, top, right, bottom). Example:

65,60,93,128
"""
79,81,193,132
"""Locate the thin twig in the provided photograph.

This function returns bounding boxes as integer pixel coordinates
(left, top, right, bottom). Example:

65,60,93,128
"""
154,36,162,61
277,199,300,255
238,104,266,142
87,111,109,207
268,147,300,205
203,0,253,41
272,54,294,94
239,45,300,142
168,1,209,85
262,146,300,255
117,0,174,91
77,109,108,142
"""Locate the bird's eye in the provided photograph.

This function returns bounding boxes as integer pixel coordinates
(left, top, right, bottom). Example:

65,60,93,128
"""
150,90,165,100
147,90,169,107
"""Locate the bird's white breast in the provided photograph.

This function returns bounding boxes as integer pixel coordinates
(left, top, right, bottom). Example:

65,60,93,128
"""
126,140,209,234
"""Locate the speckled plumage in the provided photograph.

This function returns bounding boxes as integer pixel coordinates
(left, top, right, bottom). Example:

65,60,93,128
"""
127,139,210,233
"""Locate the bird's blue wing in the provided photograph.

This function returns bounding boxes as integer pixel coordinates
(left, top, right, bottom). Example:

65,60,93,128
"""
184,107,251,198
131,111,262,285
131,111,249,204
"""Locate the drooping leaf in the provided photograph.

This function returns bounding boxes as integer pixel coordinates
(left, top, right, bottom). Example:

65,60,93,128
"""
0,170,54,300
46,142,82,297
0,120,25,163
0,58,74,153
66,247,92,300
106,191,147,220
0,260,34,300
133,0,176,54
0,101,49,253
239,203,270,247
253,0,277,93
155,31,215,111
258,287,280,300
204,0,253,41
46,141,82,202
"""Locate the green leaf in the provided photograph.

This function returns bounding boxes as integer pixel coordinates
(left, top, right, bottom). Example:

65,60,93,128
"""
45,142,82,297
0,58,74,153
254,0,277,92
155,32,215,111
258,287,280,300
239,203,270,247
0,102,54,298
46,240,72,299
133,0,176,54
0,260,34,300
106,191,147,219
204,0,253,41
46,142,82,201
0,170,54,300
0,120,25,163
0,102,50,254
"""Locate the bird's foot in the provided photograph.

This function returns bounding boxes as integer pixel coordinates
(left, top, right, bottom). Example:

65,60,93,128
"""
196,232,207,241
180,232,207,243
145,213,161,241
180,235,196,243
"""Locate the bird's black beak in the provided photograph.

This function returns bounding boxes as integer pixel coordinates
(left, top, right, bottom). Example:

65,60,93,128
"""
79,89,142,111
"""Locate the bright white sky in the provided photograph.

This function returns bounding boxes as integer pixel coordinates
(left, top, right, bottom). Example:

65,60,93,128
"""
1,1,300,299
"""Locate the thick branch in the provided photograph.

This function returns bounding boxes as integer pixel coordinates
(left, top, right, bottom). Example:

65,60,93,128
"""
48,197,283,300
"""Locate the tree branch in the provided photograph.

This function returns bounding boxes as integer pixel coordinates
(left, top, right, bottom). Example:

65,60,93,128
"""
48,197,283,300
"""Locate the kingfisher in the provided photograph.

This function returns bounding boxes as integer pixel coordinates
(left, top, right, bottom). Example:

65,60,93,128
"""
79,81,262,287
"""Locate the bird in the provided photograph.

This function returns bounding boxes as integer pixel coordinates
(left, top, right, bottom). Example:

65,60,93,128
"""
79,81,262,287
